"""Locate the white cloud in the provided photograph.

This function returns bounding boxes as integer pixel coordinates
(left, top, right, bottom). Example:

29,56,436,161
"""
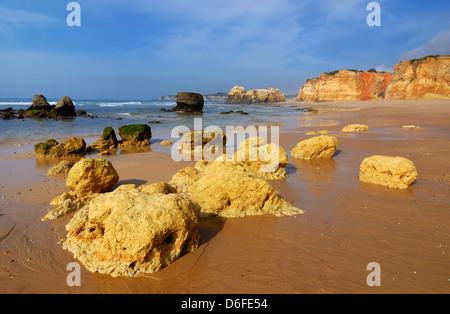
0,7,57,35
375,64,393,73
400,29,450,60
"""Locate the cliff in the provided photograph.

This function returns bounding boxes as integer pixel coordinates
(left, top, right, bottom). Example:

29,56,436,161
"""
386,55,450,100
227,86,286,104
296,70,392,102
296,55,449,102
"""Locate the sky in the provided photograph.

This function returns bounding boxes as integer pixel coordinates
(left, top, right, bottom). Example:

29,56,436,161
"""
0,0,449,100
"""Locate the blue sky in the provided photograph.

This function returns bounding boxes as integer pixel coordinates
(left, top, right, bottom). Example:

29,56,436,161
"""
0,0,449,100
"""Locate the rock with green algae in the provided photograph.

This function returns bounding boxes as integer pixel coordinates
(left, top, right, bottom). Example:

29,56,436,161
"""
92,126,118,150
35,138,86,158
118,124,152,147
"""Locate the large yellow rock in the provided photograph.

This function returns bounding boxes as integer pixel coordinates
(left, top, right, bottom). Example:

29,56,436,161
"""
35,137,86,158
66,158,119,198
291,135,339,160
178,130,226,158
189,168,303,218
169,167,202,194
61,189,201,277
359,155,418,189
169,160,303,218
230,137,289,179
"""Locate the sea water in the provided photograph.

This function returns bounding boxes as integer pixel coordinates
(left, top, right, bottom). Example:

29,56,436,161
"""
0,98,306,146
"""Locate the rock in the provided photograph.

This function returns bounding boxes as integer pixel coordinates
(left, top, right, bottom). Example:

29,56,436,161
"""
169,167,202,194
76,110,87,116
27,95,52,111
118,124,152,148
160,140,172,147
61,189,201,277
231,137,289,180
66,158,119,198
46,160,75,177
245,88,286,104
386,56,450,100
342,124,370,132
359,155,418,189
92,127,118,150
53,96,76,117
25,95,53,118
35,138,86,158
188,164,303,217
35,139,59,156
1,111,14,120
178,130,227,158
138,182,177,195
168,160,303,217
226,86,247,104
171,92,204,113
227,86,286,104
42,191,99,221
291,135,339,160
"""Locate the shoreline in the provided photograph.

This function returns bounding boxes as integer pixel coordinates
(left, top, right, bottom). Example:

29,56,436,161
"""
0,99,449,293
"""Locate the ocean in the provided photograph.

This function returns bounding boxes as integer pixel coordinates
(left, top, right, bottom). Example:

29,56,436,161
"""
0,98,306,146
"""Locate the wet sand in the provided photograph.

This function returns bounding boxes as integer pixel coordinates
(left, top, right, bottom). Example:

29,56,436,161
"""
0,99,449,294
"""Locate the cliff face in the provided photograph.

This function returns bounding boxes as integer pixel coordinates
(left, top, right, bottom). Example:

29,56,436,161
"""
227,86,286,104
386,56,450,100
296,55,449,102
296,78,319,102
296,70,392,102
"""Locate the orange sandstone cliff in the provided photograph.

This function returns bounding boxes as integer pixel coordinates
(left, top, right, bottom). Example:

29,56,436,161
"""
296,70,392,102
296,55,449,102
385,56,450,100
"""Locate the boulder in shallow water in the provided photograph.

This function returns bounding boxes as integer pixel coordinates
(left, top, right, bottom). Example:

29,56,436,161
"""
118,124,152,148
35,138,86,158
66,158,119,198
291,135,339,160
92,126,118,150
359,155,418,189
172,92,204,113
27,95,52,111
61,189,201,277
53,96,76,117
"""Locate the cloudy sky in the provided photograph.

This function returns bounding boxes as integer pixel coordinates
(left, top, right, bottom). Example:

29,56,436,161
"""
0,0,449,100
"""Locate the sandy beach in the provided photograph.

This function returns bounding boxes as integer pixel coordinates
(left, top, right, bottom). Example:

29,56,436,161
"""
0,99,449,294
